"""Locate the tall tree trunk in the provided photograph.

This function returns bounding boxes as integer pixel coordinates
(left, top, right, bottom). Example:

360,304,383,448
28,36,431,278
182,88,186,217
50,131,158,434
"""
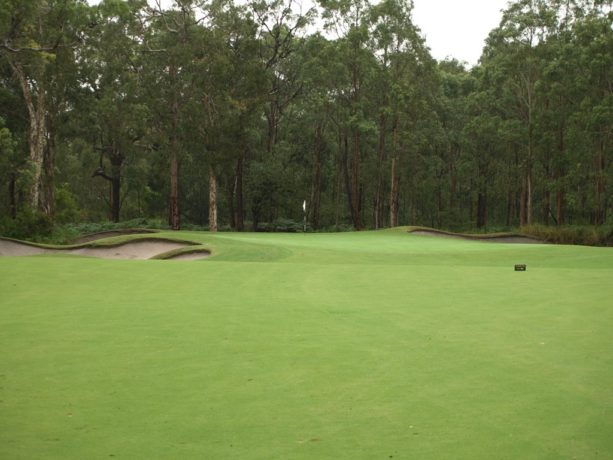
266,103,278,154
310,123,323,230
208,165,217,232
334,128,343,229
476,160,487,228
526,170,533,226
542,146,552,226
506,189,513,227
235,153,244,231
477,190,487,228
437,181,443,228
92,151,122,223
593,139,606,225
556,188,565,226
556,123,565,225
350,129,362,229
111,175,120,223
41,116,55,217
169,150,180,230
519,177,527,227
373,113,386,229
389,124,400,228
227,174,235,230
10,60,46,212
342,130,355,227
110,150,122,223
526,103,534,226
543,189,551,226
9,172,17,219
449,147,458,212
390,156,400,228
169,62,180,230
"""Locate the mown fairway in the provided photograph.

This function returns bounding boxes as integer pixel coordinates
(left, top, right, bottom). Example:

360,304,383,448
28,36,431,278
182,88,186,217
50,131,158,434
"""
1,229,612,459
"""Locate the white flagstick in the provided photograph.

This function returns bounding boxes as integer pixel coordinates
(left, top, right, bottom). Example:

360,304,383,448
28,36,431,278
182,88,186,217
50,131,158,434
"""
303,200,307,233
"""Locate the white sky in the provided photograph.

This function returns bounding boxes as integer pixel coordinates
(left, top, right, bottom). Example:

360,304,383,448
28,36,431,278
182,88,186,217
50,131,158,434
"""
412,0,510,66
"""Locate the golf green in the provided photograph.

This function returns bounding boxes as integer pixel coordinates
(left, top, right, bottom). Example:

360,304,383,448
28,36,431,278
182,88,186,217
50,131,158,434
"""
1,229,612,459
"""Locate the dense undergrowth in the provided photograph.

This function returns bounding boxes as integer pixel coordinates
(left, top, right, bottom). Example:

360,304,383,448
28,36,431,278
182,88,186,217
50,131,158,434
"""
520,224,613,247
2,211,612,247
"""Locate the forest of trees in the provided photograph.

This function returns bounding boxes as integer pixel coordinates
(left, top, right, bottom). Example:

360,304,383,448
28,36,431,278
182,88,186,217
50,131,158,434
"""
0,0,611,234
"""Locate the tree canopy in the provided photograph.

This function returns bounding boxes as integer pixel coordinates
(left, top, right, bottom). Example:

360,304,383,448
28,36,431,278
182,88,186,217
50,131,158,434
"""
1,0,611,233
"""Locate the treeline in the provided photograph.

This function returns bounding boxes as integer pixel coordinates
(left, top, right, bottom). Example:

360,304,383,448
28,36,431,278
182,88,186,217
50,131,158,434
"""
0,0,611,234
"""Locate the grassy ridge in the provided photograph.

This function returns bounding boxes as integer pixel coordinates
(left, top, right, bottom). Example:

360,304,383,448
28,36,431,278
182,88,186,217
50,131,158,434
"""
1,230,612,459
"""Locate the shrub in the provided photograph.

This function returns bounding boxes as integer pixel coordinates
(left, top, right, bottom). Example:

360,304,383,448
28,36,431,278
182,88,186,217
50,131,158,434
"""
256,218,309,232
521,224,613,246
0,209,53,240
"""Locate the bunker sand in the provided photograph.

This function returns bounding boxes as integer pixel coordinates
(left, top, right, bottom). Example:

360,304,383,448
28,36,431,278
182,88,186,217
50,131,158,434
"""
0,238,209,260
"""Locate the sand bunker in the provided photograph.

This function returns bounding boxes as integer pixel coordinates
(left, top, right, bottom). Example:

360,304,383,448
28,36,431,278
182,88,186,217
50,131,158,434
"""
0,239,50,257
68,240,189,259
410,230,542,244
0,238,206,260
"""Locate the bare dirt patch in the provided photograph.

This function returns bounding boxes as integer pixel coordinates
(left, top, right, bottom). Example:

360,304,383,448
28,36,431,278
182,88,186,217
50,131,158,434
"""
0,238,199,260
410,230,542,244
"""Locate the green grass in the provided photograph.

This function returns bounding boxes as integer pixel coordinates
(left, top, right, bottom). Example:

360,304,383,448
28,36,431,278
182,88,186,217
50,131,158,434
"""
1,229,613,459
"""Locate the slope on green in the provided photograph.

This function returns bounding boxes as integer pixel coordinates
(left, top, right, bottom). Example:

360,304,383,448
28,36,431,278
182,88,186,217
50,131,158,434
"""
1,230,612,459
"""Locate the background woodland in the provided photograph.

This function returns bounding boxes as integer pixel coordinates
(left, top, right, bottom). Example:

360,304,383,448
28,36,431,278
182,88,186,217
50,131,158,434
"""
1,0,612,236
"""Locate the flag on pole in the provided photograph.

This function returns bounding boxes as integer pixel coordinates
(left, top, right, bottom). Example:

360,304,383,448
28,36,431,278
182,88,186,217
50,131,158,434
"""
303,200,306,212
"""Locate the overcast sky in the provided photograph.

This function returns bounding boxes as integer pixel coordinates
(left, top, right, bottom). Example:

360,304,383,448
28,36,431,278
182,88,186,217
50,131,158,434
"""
412,0,510,66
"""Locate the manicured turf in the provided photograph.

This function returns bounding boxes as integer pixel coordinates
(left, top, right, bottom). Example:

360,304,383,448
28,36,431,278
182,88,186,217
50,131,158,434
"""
1,228,612,459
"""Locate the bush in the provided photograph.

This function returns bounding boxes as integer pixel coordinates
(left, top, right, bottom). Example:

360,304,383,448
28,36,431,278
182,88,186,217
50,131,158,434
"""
256,218,308,232
521,224,613,246
54,183,81,224
0,208,53,240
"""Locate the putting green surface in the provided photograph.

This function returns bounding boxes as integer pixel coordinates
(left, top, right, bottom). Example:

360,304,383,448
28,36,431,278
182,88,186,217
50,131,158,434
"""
1,229,612,459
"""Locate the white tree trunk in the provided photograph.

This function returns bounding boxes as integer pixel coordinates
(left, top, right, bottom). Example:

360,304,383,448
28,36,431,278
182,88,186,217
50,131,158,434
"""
10,60,47,211
209,166,217,232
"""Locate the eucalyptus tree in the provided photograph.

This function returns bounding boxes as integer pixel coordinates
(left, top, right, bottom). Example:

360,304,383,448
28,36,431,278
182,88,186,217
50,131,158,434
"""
0,116,18,218
479,0,612,226
317,0,377,229
436,60,476,226
0,60,28,218
367,0,434,228
249,0,315,154
143,0,208,230
183,0,266,231
77,0,149,222
283,33,340,229
569,6,613,224
482,0,560,225
0,0,87,215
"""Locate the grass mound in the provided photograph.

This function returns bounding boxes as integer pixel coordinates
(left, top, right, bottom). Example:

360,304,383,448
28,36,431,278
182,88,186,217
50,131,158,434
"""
407,226,542,243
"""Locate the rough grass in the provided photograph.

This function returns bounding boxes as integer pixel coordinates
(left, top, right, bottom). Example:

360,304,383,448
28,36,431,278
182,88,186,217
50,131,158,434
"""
1,229,612,459
407,226,539,240
521,224,613,246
